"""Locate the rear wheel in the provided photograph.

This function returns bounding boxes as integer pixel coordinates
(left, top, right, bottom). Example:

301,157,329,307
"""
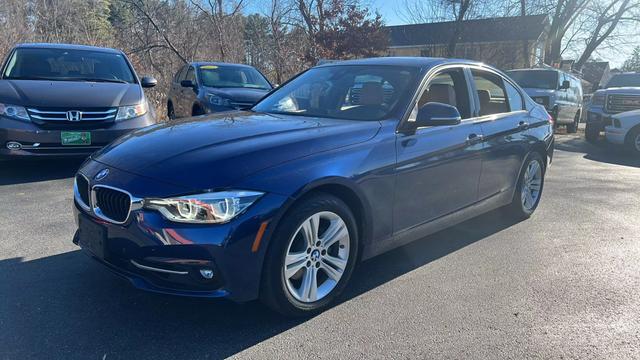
566,111,580,133
260,193,359,317
624,127,640,155
504,152,545,220
192,104,205,116
585,123,599,142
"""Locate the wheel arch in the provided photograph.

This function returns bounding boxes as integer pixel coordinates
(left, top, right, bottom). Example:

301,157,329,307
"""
623,123,640,146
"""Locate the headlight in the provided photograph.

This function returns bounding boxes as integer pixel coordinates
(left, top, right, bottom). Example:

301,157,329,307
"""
591,93,605,106
208,94,231,107
532,97,548,106
0,103,29,121
144,190,263,224
116,102,147,121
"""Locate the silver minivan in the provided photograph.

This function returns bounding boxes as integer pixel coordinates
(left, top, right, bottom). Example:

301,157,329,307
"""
507,68,583,133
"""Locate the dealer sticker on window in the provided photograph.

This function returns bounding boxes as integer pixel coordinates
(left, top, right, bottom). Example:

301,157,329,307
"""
61,131,91,146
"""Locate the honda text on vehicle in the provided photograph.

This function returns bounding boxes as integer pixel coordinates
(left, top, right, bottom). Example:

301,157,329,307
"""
166,62,272,119
0,43,157,159
73,58,554,316
585,72,640,142
507,68,583,133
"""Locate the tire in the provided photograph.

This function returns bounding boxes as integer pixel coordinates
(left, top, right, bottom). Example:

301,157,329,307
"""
167,102,176,120
566,111,580,133
624,127,640,155
504,152,545,221
585,123,599,142
192,105,205,116
260,193,359,317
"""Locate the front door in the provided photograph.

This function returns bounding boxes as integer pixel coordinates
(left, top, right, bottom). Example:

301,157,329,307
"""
394,67,484,233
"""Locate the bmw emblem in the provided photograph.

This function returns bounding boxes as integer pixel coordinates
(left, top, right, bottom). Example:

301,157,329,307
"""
95,168,109,181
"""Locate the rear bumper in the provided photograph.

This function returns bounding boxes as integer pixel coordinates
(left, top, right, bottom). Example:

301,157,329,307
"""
0,113,156,158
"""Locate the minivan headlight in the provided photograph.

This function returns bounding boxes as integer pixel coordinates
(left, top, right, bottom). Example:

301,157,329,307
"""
144,190,264,224
208,94,231,107
0,103,29,121
116,102,147,121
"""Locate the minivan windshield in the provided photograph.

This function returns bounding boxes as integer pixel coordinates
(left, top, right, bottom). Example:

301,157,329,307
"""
253,65,418,121
507,70,558,90
198,65,271,90
2,48,136,83
605,74,640,88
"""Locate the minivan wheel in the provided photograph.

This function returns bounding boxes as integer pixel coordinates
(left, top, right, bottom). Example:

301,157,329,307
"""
624,127,640,155
566,111,580,133
260,193,359,317
167,102,176,120
504,152,545,220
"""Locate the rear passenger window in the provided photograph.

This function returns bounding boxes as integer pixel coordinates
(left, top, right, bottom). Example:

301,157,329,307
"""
504,81,524,111
415,68,471,119
472,70,509,116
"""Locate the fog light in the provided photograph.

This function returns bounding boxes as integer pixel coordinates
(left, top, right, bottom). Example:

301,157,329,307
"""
199,269,214,279
6,141,21,150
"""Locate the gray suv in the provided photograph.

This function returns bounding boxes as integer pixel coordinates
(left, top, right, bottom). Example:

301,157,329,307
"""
507,68,583,133
585,72,640,142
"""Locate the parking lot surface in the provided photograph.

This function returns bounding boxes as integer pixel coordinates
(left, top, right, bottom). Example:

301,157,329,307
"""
1,133,640,359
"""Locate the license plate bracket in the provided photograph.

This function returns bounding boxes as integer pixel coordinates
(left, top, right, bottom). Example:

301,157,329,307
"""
61,131,91,146
78,216,107,259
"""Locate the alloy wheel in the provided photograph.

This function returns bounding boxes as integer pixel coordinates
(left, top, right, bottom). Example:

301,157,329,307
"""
283,211,350,303
521,160,542,211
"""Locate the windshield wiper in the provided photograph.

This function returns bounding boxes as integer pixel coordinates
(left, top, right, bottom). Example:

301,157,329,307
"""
77,78,128,84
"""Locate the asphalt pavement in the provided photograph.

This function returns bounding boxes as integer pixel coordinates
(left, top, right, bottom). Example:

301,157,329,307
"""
1,132,639,359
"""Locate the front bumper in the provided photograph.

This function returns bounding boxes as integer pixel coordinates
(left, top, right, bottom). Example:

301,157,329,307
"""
72,163,288,302
604,126,627,145
0,113,156,158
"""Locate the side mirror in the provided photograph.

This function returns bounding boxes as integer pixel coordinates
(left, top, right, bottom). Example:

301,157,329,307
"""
181,79,196,88
560,80,570,90
413,102,461,128
140,76,157,88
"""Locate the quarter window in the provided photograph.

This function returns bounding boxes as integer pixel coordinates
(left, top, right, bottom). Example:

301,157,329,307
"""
504,81,524,111
472,70,509,116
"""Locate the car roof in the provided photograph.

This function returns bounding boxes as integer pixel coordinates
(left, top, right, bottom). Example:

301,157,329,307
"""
190,61,256,69
14,43,122,54
314,57,486,69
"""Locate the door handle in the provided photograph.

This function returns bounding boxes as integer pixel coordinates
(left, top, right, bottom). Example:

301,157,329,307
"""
518,121,530,129
466,133,483,144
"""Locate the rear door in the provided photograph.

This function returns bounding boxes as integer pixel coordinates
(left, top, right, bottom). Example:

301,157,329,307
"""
394,66,484,233
469,68,530,200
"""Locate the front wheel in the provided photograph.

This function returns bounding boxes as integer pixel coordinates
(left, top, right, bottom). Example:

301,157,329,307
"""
585,123,599,142
625,127,640,155
260,193,359,317
504,152,545,220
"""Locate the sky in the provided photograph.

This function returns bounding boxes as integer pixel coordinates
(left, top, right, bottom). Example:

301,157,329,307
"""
245,0,637,68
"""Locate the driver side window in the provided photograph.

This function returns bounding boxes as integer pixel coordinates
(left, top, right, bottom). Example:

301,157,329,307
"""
412,68,471,120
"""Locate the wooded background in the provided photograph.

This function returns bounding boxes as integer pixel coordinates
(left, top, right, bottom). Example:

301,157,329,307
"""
1,0,639,118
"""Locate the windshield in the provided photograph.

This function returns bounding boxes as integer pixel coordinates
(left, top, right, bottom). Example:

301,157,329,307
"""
605,74,640,88
198,65,271,90
507,70,558,90
253,65,418,121
2,48,136,83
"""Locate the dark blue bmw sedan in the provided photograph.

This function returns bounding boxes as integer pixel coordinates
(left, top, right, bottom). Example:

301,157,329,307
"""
73,57,554,316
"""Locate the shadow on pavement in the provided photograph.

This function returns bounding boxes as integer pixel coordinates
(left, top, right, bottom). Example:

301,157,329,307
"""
0,209,517,359
554,134,640,168
0,158,84,185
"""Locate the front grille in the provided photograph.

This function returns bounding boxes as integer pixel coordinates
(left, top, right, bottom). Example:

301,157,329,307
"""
27,107,117,121
93,186,131,223
75,174,90,208
606,94,640,113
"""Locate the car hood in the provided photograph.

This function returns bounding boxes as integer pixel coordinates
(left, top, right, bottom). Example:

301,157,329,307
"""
92,112,380,190
522,88,556,97
599,87,640,94
204,87,270,104
0,80,143,107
